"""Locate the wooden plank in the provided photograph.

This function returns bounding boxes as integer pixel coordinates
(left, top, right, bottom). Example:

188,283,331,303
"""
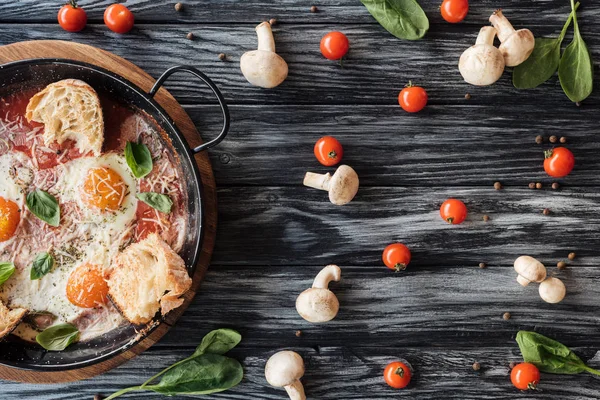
185,104,598,186
4,346,600,399
213,186,600,267
0,23,596,105
0,0,593,24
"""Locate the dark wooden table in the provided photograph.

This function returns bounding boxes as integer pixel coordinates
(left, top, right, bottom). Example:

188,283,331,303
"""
1,1,599,398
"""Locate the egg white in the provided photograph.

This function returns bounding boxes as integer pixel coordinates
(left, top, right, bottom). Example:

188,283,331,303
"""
0,152,33,206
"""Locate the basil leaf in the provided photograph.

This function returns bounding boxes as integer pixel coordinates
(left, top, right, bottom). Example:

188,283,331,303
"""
194,329,242,357
125,142,153,178
0,262,15,285
146,353,243,395
136,192,173,214
26,189,60,227
36,323,79,351
558,0,593,102
30,252,54,280
516,331,600,375
513,3,579,89
361,0,429,41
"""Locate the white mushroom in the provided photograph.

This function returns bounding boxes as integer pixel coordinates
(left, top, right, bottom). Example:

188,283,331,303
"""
296,265,341,322
303,165,359,205
459,26,505,86
514,256,547,286
489,9,535,67
240,21,288,88
265,351,306,400
539,277,566,304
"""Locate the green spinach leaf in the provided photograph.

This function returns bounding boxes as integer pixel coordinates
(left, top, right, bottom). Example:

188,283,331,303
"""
360,0,429,40
194,328,242,356
558,0,593,102
36,323,79,351
516,331,600,376
26,189,60,227
147,353,243,395
125,142,153,178
136,192,173,214
0,262,15,285
513,2,579,89
30,252,54,280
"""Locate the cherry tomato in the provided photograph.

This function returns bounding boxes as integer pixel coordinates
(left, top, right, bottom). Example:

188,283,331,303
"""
544,147,574,178
104,4,135,34
320,32,349,60
314,136,343,166
440,0,469,23
440,199,468,224
58,0,87,33
382,243,412,272
511,362,540,390
384,361,412,389
398,83,428,113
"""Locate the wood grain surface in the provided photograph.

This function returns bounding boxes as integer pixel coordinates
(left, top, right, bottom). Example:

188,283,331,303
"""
1,0,599,398
0,40,217,383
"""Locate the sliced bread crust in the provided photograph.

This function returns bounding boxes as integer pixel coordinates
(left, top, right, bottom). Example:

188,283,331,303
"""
107,233,192,325
0,300,27,339
26,79,104,156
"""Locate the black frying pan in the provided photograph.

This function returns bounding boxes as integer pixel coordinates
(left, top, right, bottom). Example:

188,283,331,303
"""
0,59,229,370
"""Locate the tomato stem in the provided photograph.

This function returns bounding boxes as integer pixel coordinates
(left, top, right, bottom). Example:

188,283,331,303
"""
544,149,553,159
527,382,538,390
394,263,407,272
328,150,337,159
446,217,454,224
405,80,413,88
69,0,78,8
394,367,405,378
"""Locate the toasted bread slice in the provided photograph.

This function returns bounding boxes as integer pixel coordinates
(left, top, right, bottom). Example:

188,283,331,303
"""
26,79,104,156
0,300,27,339
107,233,192,325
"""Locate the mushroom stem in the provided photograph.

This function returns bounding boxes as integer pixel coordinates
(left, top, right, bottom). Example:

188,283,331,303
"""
284,380,306,400
475,26,497,46
517,275,532,287
312,264,341,289
489,10,516,42
256,22,276,52
303,172,331,191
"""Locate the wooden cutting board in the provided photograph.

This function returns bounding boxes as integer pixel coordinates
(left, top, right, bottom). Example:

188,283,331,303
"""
0,40,217,383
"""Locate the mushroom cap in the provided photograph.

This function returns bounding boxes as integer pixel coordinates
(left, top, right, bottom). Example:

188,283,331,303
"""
539,277,566,304
499,29,535,67
459,44,505,86
514,255,546,286
328,165,359,205
265,350,305,387
240,50,288,88
296,288,340,322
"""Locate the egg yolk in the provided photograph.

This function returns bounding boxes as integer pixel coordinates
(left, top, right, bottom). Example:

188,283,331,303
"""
66,264,109,308
82,167,126,212
0,197,20,242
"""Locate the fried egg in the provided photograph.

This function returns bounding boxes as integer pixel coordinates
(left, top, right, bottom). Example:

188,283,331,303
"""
0,152,32,242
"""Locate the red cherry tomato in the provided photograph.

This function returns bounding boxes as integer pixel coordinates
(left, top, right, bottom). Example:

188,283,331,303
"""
384,361,412,389
544,147,574,178
320,32,349,60
440,0,469,23
104,4,135,34
58,0,87,32
382,243,412,272
398,84,428,113
440,199,468,224
314,136,343,166
511,362,540,390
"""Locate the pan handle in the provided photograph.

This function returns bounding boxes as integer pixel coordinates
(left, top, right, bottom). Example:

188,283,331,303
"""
149,65,230,154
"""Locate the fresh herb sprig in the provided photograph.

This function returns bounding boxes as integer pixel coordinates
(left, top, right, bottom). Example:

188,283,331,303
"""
516,331,600,376
105,329,243,399
360,0,429,40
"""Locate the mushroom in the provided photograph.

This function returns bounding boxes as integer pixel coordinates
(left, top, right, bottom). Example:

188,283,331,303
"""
296,264,341,322
514,256,546,286
240,21,288,88
265,350,306,400
459,26,505,86
303,165,359,205
539,277,566,304
489,9,535,67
